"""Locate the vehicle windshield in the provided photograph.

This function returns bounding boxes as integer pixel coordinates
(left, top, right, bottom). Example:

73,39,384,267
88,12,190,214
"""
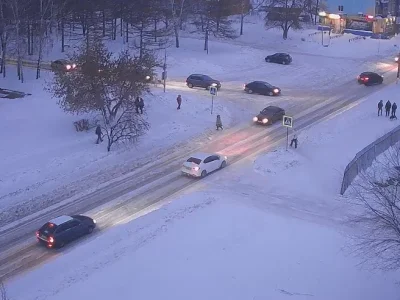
263,82,273,88
203,75,212,80
39,222,57,235
187,157,202,164
261,108,273,114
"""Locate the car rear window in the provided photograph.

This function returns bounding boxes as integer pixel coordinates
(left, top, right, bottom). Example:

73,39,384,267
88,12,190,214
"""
39,222,57,235
187,157,202,164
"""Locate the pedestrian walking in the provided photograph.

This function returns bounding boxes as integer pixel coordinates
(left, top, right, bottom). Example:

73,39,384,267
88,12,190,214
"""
216,114,223,130
95,125,103,144
177,95,182,110
385,100,392,117
138,97,144,114
135,96,144,114
378,100,383,116
392,102,397,117
290,131,298,149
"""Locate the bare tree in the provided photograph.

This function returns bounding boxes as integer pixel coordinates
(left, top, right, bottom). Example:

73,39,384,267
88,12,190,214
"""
0,0,12,77
169,0,187,48
191,0,237,53
101,102,149,152
349,145,400,270
9,0,25,82
264,0,304,39
36,0,54,79
239,0,266,35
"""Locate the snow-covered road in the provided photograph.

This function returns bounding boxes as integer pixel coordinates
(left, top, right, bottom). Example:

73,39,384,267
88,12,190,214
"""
0,66,397,281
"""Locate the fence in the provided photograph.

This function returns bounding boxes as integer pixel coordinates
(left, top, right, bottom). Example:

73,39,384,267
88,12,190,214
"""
340,124,400,195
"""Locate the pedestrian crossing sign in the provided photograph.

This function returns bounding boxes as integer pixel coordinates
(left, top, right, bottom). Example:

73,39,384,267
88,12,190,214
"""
283,115,293,128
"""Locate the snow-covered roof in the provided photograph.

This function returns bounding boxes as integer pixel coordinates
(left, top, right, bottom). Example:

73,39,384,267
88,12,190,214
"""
49,215,73,226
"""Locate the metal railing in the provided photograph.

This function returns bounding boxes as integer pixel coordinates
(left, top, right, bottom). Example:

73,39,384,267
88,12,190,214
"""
340,124,400,195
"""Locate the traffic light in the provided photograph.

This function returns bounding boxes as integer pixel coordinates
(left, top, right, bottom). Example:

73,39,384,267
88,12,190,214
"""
338,5,344,12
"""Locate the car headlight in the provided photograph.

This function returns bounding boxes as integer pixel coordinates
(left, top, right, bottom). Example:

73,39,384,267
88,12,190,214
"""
66,64,71,70
72,63,77,68
262,118,268,124
224,156,228,160
273,88,279,93
193,167,199,171
211,83,217,87
145,75,151,80
93,219,97,224
253,117,258,122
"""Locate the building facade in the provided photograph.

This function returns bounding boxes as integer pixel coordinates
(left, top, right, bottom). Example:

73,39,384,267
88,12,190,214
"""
325,0,375,15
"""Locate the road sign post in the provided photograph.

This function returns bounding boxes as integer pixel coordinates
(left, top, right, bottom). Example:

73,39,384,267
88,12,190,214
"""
209,86,217,115
282,115,293,151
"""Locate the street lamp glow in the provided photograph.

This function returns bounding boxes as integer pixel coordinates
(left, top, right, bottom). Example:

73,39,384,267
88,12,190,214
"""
318,11,327,17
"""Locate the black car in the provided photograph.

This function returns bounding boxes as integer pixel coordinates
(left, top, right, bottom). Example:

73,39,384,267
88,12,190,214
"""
36,215,96,249
253,106,285,125
265,53,292,65
244,81,281,96
357,72,383,86
186,74,221,90
51,59,77,72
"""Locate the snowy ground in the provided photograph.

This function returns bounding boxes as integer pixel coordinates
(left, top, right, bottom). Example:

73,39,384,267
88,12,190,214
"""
0,66,245,214
0,15,398,226
6,83,400,300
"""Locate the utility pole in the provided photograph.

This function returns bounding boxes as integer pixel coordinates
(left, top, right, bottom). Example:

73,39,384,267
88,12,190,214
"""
162,48,167,93
397,50,400,83
396,0,400,35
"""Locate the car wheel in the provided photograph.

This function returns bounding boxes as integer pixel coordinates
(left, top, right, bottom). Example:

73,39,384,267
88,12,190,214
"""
282,61,286,65
201,170,207,178
268,91,274,96
247,89,253,94
188,83,193,88
266,58,270,62
87,226,94,234
220,161,227,169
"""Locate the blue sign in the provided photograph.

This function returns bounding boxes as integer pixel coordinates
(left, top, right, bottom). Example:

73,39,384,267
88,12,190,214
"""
210,86,217,96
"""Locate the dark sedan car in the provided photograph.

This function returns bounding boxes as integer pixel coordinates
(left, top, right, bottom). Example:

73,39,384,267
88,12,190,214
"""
244,81,281,96
357,72,383,86
186,74,221,90
36,215,96,249
253,106,285,125
265,53,292,65
51,59,77,72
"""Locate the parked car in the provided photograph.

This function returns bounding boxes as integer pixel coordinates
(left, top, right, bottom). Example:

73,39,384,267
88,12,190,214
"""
186,74,221,90
36,215,96,249
357,72,383,86
244,81,281,96
51,59,77,72
181,152,227,178
265,53,292,65
253,105,285,125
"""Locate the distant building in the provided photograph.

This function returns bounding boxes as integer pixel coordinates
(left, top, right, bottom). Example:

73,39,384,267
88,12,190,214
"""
325,0,375,15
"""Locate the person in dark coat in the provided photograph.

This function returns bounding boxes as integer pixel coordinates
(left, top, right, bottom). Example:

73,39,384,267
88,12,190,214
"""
95,125,103,144
177,95,182,110
290,131,298,149
385,100,391,117
216,114,223,130
391,102,397,117
135,96,144,114
138,97,144,114
378,100,383,116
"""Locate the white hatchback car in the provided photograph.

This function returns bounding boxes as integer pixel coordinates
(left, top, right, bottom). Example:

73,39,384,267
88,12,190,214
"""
181,152,227,178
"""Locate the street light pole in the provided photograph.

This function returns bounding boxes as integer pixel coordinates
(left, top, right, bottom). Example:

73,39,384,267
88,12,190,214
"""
397,51,400,83
163,48,167,93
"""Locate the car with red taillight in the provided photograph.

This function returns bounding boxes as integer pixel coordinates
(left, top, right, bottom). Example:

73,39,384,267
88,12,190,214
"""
36,215,96,249
357,72,383,86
